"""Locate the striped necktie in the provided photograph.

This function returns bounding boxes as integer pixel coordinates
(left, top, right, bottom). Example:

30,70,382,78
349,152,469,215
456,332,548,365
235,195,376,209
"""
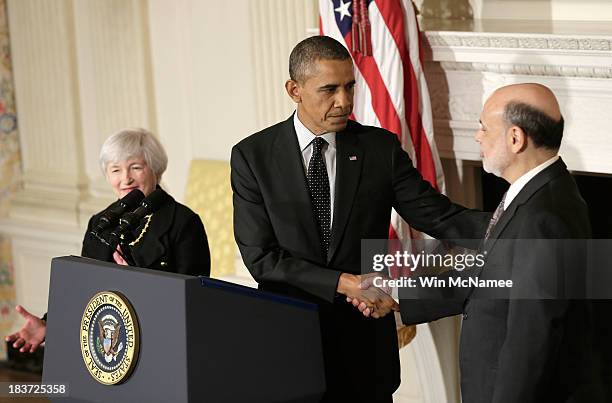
484,192,507,241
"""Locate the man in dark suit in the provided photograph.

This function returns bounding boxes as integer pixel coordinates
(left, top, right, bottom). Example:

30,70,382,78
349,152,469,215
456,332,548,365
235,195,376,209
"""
231,36,487,402
397,83,598,402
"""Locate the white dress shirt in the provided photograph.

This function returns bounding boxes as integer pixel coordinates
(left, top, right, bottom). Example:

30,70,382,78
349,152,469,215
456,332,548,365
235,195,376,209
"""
293,112,336,226
504,155,559,210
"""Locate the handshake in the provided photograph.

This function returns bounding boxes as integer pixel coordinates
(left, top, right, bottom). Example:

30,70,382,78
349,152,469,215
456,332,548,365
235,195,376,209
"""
337,272,399,319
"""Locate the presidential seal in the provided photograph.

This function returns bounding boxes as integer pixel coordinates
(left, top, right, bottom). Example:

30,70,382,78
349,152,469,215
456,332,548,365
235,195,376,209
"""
80,291,140,385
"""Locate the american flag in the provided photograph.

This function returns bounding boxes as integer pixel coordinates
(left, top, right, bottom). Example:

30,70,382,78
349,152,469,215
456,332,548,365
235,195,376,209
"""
319,0,444,251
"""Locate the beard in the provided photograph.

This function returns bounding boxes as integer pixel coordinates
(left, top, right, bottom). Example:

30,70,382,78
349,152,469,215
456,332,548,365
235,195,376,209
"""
482,146,511,178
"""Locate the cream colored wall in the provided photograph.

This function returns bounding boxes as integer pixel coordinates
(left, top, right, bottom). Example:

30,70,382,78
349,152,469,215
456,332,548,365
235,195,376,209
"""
148,0,259,201
148,0,317,201
477,0,612,20
414,0,612,21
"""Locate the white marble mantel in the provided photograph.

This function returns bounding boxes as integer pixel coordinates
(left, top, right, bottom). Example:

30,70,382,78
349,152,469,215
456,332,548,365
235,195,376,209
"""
420,19,612,176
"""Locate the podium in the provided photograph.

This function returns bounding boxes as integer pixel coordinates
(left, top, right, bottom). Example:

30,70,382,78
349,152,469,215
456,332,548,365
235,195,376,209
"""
42,256,325,402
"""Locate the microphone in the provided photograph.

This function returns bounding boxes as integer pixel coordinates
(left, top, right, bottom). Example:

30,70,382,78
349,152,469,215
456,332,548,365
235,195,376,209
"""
106,188,167,245
92,189,145,236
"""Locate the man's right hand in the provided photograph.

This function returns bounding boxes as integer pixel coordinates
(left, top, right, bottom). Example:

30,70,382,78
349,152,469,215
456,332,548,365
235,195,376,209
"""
5,305,47,353
337,273,399,319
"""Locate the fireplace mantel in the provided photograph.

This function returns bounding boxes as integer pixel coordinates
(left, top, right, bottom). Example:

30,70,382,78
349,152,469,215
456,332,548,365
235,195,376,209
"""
420,19,612,175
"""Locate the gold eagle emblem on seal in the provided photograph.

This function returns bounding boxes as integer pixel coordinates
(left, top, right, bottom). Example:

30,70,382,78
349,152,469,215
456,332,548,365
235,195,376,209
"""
80,291,140,385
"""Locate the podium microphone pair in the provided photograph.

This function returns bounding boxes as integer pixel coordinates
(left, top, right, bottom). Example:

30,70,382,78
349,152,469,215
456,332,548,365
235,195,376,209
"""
91,188,166,252
92,188,145,236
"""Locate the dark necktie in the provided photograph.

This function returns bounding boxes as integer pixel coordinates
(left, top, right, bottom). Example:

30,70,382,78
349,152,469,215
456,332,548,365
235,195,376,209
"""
306,137,331,257
484,192,507,241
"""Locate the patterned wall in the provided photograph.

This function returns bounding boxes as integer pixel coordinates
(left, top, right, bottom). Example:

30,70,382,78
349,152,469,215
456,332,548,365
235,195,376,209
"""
0,0,21,359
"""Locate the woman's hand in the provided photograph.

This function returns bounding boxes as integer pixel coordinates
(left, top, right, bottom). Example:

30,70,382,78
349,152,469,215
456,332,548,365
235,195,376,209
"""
5,305,46,353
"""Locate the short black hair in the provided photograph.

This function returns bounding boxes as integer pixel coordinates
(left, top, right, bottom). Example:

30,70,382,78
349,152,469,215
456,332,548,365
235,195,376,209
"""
289,36,351,83
503,101,564,150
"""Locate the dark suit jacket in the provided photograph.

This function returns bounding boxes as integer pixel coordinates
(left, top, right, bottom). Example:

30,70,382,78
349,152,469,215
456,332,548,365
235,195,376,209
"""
82,187,211,277
401,158,597,403
231,116,488,400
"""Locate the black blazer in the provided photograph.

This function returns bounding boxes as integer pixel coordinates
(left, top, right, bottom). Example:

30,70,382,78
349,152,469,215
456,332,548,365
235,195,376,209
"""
401,158,598,403
231,116,488,399
82,188,210,277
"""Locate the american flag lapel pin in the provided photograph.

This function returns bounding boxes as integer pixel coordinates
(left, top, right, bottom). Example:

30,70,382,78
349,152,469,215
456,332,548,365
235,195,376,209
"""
349,155,357,161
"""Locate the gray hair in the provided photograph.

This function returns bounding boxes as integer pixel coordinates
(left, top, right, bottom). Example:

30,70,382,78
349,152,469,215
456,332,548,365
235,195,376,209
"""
503,102,564,150
289,36,351,83
99,128,168,181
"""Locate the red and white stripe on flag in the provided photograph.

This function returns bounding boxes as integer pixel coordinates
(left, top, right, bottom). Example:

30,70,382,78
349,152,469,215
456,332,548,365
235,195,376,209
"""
319,0,445,248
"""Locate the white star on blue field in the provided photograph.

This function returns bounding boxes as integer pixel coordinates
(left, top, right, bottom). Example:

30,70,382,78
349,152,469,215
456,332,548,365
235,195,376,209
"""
334,0,352,21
